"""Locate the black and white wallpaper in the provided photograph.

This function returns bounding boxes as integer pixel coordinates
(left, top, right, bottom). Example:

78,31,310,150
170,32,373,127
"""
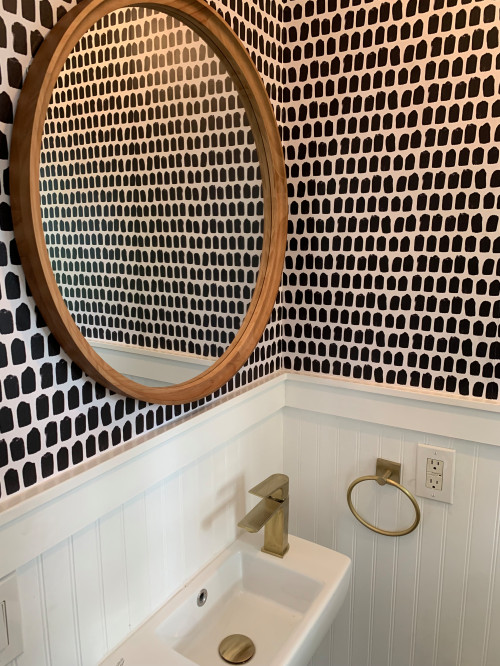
1,0,498,501
282,0,499,399
40,7,264,358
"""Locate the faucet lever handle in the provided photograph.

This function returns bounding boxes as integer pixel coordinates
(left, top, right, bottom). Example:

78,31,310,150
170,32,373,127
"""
249,473,289,501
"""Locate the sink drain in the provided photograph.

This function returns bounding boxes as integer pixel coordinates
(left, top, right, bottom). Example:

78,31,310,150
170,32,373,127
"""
218,634,256,664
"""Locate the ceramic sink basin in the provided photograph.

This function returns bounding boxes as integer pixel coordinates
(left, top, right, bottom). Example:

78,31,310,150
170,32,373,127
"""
99,533,351,666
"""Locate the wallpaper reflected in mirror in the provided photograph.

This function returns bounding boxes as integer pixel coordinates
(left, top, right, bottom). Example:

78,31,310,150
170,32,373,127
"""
39,7,264,374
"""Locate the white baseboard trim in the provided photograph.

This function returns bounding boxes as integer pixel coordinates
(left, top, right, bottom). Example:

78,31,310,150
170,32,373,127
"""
284,372,499,447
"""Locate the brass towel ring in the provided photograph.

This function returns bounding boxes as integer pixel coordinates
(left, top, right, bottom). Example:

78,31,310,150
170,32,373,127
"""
347,458,421,537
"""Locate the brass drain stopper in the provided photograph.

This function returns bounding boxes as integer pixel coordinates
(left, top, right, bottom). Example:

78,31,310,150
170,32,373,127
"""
218,634,256,664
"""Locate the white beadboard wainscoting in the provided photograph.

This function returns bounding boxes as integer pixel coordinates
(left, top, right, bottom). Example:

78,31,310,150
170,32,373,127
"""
283,375,500,666
1,372,499,666
0,377,285,666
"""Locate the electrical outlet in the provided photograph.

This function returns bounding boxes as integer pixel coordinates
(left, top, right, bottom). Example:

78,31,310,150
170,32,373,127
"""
426,472,443,491
426,458,444,475
416,444,455,503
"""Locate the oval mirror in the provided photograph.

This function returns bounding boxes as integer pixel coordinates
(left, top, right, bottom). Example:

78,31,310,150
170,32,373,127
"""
10,0,287,405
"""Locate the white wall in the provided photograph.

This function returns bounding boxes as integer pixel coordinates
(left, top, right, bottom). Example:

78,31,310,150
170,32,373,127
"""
283,377,500,666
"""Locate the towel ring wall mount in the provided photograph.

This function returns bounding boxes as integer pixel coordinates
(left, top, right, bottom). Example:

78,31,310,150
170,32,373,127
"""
347,458,421,537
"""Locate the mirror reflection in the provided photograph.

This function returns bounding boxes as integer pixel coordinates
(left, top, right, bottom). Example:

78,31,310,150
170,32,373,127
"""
39,7,264,386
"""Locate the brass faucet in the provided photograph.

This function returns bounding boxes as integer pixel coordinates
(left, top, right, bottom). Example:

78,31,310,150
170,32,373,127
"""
238,474,289,557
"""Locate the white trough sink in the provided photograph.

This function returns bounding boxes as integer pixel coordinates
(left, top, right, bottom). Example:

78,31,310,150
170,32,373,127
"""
100,533,351,666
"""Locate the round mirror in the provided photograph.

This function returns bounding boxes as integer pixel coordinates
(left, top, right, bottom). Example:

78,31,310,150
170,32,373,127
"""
10,0,287,404
39,6,264,387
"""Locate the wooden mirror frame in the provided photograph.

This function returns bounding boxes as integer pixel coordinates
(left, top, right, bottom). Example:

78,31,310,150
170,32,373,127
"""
10,0,287,405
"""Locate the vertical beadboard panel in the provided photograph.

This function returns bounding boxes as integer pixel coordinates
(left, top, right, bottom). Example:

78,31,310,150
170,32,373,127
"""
370,430,399,666
180,448,215,578
144,482,169,611
71,524,107,666
39,541,80,666
222,431,245,546
434,437,477,666
162,472,185,600
459,443,500,666
284,405,500,666
295,412,318,543
16,559,49,666
122,494,151,629
330,420,358,666
412,479,446,666
283,407,301,537
315,414,337,550
242,413,284,500
485,531,500,666
390,428,422,666
349,422,377,666
98,507,130,650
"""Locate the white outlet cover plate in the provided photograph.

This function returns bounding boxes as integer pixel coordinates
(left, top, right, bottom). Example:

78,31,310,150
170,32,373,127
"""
0,574,23,666
416,443,456,504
